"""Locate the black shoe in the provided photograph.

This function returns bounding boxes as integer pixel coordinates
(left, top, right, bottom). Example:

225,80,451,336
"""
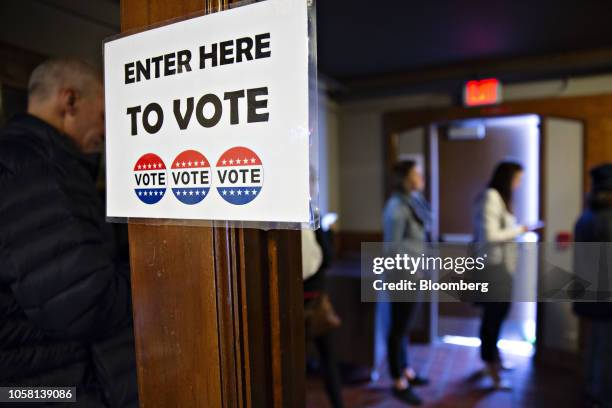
408,375,429,387
391,387,423,406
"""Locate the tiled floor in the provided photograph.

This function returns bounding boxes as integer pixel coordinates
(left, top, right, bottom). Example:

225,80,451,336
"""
306,341,583,408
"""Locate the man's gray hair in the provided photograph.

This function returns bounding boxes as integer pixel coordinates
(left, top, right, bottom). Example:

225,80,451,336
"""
28,58,101,101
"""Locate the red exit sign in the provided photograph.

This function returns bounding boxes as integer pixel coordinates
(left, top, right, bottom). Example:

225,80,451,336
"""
464,78,502,106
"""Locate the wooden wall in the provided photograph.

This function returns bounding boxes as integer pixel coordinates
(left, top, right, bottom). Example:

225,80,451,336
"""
384,93,612,194
121,1,305,407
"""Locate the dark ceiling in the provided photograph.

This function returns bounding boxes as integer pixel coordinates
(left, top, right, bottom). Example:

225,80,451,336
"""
316,0,612,81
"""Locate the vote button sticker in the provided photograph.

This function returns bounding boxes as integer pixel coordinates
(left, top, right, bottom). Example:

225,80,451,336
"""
133,153,167,204
170,150,212,205
216,146,264,205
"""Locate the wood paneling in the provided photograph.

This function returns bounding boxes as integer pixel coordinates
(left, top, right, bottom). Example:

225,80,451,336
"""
384,93,612,195
128,223,223,407
122,1,304,406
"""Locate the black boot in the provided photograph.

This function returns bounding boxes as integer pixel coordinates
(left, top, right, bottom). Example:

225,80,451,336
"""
391,386,423,406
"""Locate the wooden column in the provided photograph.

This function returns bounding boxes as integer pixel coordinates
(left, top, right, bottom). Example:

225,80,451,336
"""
121,1,305,407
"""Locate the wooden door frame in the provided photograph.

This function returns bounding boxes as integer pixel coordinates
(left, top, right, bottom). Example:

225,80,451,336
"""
122,1,305,407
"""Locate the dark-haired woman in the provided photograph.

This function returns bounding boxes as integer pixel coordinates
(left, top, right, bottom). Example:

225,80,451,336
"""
473,161,528,388
382,160,431,405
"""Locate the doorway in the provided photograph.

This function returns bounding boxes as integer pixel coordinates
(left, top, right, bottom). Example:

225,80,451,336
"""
429,114,540,355
389,113,585,363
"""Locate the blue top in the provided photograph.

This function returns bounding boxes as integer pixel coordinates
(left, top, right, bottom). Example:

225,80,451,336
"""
382,191,431,244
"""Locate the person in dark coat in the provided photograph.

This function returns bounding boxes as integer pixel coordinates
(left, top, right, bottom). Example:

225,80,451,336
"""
574,163,612,408
0,58,138,407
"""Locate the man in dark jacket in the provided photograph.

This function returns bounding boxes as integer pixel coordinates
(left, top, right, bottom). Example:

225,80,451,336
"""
0,59,138,407
573,163,612,408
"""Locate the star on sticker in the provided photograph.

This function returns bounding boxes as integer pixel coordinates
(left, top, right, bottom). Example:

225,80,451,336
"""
195,190,200,196
244,190,250,195
243,157,249,163
229,159,234,165
222,190,227,195
182,190,187,196
236,159,242,164
237,190,242,196
252,189,257,195
222,160,227,165
143,191,148,196
189,191,194,196
230,190,235,195
137,165,142,170
147,164,152,169
181,161,186,167
201,190,206,195
250,158,256,164
200,160,206,166
188,161,192,167
138,191,142,196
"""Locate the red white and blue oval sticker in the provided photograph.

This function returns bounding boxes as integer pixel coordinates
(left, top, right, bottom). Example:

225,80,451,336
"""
170,150,211,205
133,153,167,204
216,147,264,205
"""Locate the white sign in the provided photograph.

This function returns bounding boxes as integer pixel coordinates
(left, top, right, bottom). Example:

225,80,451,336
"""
104,0,311,223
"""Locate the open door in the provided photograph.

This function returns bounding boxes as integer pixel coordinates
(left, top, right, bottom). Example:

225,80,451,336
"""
431,115,541,347
536,116,584,367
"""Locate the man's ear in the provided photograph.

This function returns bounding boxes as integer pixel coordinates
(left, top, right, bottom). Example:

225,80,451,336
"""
58,88,77,116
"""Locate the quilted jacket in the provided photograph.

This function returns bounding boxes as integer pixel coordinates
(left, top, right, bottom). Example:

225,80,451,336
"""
0,114,138,407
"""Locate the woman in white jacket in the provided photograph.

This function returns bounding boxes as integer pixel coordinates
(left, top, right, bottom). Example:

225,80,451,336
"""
473,161,527,388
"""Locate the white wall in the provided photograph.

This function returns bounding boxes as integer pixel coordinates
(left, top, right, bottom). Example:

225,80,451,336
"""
317,89,340,218
335,74,612,232
337,94,451,231
326,98,340,215
338,110,383,231
540,118,585,352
